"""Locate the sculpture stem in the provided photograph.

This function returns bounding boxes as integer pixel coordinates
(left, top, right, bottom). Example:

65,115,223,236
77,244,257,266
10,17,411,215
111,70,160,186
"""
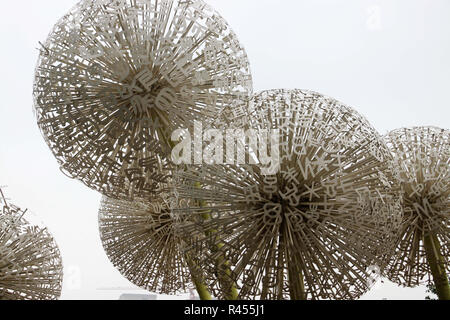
423,232,450,300
162,127,238,299
186,257,213,300
195,182,239,300
156,128,212,300
287,263,306,300
282,221,306,300
193,281,213,300
158,116,238,299
183,250,212,300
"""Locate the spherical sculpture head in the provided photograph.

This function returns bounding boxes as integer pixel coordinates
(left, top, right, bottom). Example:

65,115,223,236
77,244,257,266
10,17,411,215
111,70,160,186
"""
0,196,63,300
99,195,200,295
174,89,403,300
33,0,252,200
385,127,449,287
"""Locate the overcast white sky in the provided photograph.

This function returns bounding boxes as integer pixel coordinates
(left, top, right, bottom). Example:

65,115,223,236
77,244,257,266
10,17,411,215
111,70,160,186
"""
0,0,448,300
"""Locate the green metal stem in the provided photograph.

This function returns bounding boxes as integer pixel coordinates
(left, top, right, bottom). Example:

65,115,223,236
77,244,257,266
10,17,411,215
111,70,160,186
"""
423,232,450,300
157,128,212,300
287,263,306,300
195,182,239,300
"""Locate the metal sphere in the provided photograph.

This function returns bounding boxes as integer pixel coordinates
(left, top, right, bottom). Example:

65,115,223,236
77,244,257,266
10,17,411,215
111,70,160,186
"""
33,0,253,200
0,193,63,300
384,127,449,287
99,195,202,295
173,89,403,300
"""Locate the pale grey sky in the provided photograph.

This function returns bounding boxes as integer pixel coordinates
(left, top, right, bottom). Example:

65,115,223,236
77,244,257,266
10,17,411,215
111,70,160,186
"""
0,0,448,300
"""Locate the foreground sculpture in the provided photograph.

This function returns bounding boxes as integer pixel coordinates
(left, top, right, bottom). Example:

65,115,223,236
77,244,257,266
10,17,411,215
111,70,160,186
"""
385,127,449,300
33,0,252,200
0,190,63,300
174,89,403,299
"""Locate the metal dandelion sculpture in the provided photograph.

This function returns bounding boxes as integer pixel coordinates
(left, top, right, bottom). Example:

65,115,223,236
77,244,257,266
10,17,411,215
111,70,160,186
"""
384,127,449,300
173,89,403,300
99,195,211,297
33,0,252,200
0,190,63,300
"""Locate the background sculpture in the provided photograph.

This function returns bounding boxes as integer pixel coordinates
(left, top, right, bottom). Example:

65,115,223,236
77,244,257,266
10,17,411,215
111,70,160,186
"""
0,189,63,300
33,0,252,200
98,195,212,297
173,89,403,300
385,127,449,300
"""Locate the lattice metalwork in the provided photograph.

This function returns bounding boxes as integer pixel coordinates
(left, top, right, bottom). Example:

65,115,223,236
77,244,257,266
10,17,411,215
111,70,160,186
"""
0,190,63,300
33,0,252,200
99,195,206,295
173,89,403,300
385,127,449,287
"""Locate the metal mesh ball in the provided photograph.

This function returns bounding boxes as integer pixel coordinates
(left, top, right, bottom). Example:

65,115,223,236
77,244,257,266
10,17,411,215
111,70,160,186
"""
384,126,449,287
99,194,206,295
0,193,63,300
173,89,403,300
33,0,253,200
